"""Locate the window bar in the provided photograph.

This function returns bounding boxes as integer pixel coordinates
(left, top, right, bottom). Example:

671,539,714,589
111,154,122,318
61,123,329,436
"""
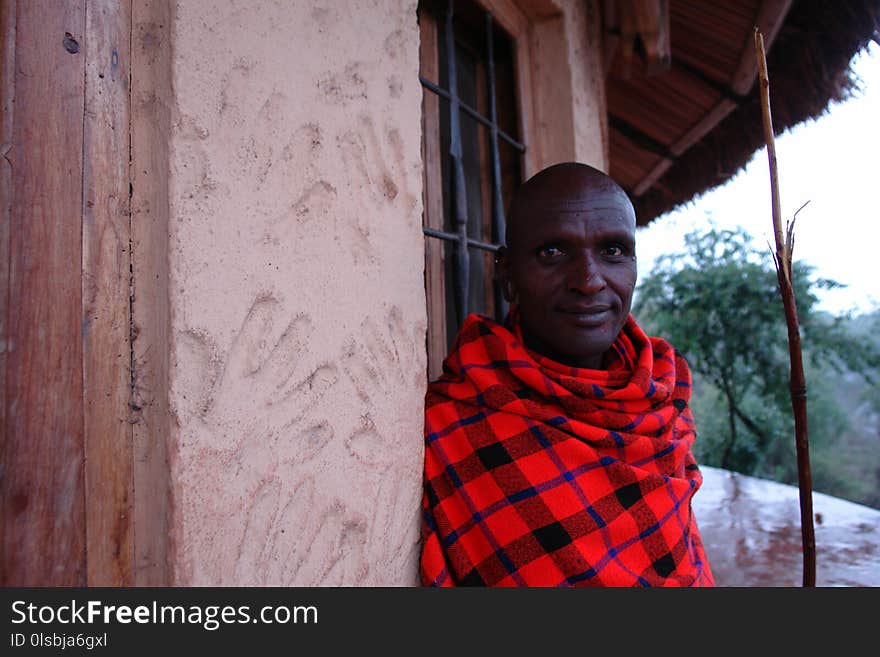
419,76,525,153
445,0,469,324
423,226,500,252
485,12,509,319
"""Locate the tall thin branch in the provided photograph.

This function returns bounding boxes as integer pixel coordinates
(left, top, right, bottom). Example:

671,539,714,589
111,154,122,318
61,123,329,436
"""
754,28,816,587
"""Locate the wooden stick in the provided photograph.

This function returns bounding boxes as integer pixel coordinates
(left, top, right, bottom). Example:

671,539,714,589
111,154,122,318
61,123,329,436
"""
754,28,816,587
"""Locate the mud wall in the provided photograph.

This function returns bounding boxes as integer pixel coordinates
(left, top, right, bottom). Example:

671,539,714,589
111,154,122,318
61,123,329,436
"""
165,1,426,585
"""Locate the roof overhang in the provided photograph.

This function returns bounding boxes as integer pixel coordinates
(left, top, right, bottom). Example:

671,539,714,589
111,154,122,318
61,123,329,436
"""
603,0,880,225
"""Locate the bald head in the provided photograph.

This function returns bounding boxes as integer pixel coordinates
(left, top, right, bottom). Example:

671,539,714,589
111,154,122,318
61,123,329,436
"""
497,162,638,368
506,162,635,248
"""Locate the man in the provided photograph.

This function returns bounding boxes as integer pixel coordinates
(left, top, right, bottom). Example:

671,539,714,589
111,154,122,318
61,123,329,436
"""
420,162,714,586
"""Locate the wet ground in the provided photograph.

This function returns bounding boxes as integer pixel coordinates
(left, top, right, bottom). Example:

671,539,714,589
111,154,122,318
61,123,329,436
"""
693,466,880,587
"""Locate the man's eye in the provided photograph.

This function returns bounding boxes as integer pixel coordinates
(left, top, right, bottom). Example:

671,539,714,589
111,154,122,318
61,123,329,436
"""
538,246,564,260
601,244,626,257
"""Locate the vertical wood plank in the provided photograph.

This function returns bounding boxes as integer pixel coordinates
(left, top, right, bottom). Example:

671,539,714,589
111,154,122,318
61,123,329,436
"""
474,61,496,319
1,5,16,529
2,0,87,586
130,0,171,585
529,16,577,170
480,0,530,36
517,27,538,178
82,0,133,586
420,11,448,382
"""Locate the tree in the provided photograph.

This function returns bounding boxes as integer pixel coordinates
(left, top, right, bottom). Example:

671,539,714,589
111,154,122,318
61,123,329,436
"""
633,223,879,479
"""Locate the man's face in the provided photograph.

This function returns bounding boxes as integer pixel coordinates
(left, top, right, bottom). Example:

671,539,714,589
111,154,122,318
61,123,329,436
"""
501,186,637,369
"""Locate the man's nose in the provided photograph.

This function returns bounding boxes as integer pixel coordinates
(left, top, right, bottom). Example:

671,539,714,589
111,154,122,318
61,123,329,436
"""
566,254,605,295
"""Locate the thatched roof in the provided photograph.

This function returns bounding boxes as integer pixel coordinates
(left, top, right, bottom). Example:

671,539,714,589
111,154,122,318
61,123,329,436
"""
604,0,880,226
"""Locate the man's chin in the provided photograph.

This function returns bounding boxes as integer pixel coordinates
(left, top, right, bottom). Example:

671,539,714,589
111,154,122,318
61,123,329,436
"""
555,326,620,367
521,318,619,365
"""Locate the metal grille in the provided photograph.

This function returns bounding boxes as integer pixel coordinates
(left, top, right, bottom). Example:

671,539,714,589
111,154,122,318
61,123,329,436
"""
420,0,526,326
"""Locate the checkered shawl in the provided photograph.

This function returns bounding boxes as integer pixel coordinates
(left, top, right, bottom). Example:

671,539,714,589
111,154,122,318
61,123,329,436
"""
421,311,714,587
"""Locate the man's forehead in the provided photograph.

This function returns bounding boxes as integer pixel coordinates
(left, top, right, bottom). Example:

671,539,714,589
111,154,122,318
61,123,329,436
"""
514,196,633,214
506,163,637,240
511,188,636,224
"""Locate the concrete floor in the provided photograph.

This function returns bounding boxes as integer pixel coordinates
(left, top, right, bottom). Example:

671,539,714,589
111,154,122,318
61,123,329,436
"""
693,466,880,587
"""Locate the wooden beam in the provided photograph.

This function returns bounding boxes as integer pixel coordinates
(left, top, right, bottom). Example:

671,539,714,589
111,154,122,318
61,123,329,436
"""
1,6,16,540
616,0,671,78
481,0,531,37
2,0,87,586
515,18,538,177
82,0,134,586
632,99,736,197
130,0,172,585
609,114,676,159
731,0,793,96
631,0,794,199
420,11,447,382
528,15,577,169
602,0,619,78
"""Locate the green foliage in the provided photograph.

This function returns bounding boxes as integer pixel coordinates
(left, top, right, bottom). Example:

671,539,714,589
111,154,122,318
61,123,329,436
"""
634,223,880,507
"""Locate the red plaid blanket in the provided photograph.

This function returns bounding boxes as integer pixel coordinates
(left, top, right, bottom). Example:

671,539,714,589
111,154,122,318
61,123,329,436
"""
420,312,714,586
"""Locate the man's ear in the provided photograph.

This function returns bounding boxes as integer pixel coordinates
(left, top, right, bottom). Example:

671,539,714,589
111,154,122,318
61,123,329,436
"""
495,246,517,303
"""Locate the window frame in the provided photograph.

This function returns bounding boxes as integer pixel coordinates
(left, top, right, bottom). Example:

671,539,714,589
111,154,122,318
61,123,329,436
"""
419,0,539,380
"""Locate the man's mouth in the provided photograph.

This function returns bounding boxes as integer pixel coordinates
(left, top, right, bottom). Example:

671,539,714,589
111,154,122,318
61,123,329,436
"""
557,304,613,326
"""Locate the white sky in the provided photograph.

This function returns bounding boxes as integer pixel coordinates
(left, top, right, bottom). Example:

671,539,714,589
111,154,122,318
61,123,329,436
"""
636,42,880,316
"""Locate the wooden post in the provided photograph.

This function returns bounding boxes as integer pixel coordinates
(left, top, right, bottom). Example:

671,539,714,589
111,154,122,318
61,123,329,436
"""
82,0,135,586
1,0,169,586
420,11,448,381
130,0,172,585
2,0,88,586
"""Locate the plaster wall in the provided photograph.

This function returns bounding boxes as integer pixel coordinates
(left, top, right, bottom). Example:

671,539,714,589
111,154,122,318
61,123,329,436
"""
166,0,426,585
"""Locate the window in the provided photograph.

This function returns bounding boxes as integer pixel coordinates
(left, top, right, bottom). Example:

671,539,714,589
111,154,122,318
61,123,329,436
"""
418,0,526,380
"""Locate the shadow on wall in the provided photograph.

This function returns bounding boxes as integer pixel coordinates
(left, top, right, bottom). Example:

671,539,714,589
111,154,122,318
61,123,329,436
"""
694,466,880,587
